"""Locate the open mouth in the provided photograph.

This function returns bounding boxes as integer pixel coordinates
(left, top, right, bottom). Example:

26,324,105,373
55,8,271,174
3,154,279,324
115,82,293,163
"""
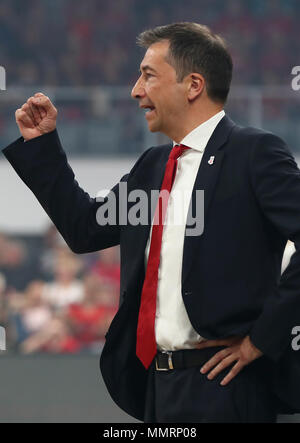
143,106,156,117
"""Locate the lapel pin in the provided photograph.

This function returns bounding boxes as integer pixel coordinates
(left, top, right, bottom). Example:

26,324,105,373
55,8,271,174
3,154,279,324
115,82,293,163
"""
208,156,215,165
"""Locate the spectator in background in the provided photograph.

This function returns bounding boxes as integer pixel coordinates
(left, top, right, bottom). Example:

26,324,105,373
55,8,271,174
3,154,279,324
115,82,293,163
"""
19,316,81,354
91,247,120,290
42,247,84,311
67,273,118,350
39,224,68,280
12,280,53,345
0,233,30,290
18,273,119,354
20,281,52,337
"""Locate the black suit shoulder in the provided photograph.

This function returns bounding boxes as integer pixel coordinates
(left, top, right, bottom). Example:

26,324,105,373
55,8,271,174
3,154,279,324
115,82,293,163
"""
217,122,297,177
231,123,293,155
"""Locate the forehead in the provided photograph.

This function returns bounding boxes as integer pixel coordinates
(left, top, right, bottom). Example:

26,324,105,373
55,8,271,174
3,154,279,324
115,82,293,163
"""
140,40,171,71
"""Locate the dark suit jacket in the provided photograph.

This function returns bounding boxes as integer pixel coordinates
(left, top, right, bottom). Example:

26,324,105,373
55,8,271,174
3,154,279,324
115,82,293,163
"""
3,115,300,421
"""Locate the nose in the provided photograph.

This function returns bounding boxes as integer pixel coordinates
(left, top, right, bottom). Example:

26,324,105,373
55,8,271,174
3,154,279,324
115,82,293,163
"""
131,75,146,100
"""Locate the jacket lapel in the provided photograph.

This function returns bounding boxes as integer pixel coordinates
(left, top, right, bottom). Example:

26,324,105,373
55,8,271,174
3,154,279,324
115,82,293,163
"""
182,115,236,286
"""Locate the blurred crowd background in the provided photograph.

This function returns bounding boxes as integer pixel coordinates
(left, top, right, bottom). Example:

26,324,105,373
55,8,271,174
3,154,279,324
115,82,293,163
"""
1,0,299,87
0,224,295,355
0,0,300,154
0,227,120,354
0,0,299,355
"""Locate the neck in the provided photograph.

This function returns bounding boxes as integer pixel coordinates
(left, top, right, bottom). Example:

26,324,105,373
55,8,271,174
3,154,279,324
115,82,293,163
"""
170,104,224,144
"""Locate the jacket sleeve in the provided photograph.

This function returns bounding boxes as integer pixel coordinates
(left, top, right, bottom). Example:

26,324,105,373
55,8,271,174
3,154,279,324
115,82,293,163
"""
248,132,300,361
2,129,152,254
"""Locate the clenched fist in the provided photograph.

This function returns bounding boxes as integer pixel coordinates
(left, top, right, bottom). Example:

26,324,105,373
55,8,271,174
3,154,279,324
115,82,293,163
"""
15,92,58,141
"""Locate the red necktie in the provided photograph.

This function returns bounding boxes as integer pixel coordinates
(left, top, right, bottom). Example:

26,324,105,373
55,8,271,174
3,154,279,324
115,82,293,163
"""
136,144,190,369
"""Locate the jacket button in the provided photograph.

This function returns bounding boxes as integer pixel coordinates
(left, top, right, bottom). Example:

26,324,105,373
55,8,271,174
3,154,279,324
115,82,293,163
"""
184,291,192,296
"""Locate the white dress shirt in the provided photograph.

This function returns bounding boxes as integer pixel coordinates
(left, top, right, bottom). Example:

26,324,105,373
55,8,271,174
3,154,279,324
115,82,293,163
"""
145,110,225,351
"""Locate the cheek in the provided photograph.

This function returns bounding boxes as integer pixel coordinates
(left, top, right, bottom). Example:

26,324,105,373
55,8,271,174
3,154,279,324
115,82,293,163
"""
168,91,186,115
146,85,159,104
147,84,181,118
160,96,179,117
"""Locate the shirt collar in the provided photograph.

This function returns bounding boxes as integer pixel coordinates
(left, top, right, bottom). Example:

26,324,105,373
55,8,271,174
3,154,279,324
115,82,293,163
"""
173,110,225,153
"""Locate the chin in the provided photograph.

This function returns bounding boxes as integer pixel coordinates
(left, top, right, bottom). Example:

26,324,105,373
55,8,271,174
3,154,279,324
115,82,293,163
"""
149,126,159,133
148,121,160,133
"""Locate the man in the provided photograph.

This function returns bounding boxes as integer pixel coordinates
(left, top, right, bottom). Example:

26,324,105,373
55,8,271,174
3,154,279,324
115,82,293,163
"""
2,22,300,422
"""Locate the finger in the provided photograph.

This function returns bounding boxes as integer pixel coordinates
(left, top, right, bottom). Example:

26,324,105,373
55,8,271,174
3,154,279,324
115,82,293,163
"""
30,94,55,119
206,353,238,380
15,109,35,128
33,103,44,120
196,337,237,349
27,98,42,124
31,94,57,116
21,102,36,125
19,104,36,125
220,360,244,386
39,107,47,118
34,93,47,116
200,348,232,374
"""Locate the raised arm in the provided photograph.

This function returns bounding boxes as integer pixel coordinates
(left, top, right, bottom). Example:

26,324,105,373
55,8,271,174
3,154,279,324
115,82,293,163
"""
2,93,125,253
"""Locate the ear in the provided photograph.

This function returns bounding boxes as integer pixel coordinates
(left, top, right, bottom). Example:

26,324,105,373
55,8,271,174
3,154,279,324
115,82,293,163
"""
186,73,205,101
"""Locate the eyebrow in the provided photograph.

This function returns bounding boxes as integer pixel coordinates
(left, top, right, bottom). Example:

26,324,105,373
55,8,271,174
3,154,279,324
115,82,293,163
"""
139,65,157,74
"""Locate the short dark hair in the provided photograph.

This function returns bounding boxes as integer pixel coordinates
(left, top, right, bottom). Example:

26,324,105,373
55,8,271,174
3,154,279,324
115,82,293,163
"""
137,22,233,104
